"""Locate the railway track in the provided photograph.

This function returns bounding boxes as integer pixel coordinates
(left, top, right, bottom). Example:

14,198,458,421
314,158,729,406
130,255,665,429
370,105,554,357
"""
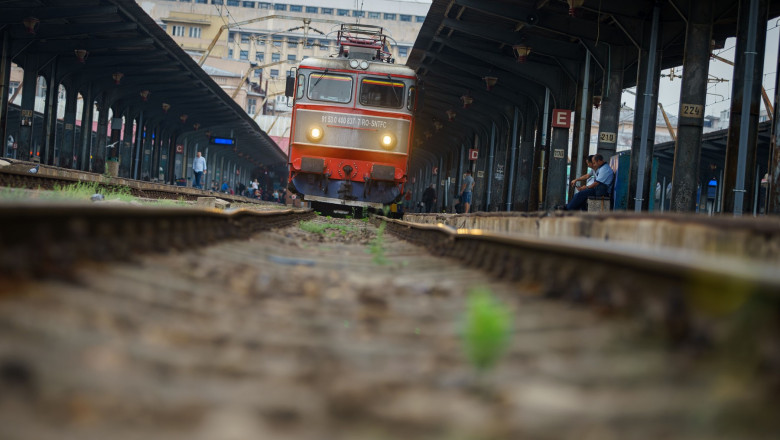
0,209,778,438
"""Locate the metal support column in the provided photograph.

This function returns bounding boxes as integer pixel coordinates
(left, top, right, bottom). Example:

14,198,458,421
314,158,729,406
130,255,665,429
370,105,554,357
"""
516,101,536,211
629,2,662,211
18,56,38,161
485,123,497,211
0,32,11,157
546,117,570,210
437,155,444,212
41,60,59,165
724,0,769,215
60,85,78,169
78,84,93,171
132,112,144,180
93,95,109,175
574,53,592,185
506,107,520,211
769,26,780,213
167,133,178,184
120,113,134,177
597,46,625,158
670,1,713,212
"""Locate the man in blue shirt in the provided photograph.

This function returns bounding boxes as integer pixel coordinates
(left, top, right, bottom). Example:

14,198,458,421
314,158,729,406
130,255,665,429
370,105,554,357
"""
192,151,207,189
564,153,614,211
459,169,475,213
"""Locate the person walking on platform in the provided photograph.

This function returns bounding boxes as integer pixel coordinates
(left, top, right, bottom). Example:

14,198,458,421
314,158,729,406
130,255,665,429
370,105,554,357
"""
564,153,614,211
459,169,475,213
192,151,207,189
422,183,437,213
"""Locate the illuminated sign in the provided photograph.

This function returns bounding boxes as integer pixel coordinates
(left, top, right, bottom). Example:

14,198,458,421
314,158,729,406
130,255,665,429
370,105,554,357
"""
210,137,235,145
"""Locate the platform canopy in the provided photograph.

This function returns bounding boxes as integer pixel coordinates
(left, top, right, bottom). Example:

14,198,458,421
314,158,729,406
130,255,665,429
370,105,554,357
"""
2,0,285,167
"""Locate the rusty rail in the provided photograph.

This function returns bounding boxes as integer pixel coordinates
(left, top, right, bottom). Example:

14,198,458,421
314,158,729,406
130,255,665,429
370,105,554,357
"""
0,204,314,280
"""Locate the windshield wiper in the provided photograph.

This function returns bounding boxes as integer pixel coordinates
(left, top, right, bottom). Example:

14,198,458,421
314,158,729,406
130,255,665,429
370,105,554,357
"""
313,68,329,88
388,74,401,106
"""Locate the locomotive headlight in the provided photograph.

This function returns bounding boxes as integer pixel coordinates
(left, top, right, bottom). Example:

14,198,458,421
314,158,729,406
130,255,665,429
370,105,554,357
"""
379,133,396,150
359,60,369,70
307,126,324,142
349,59,359,69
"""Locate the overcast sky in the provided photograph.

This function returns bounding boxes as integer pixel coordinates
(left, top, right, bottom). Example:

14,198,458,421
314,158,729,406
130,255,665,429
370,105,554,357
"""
624,19,780,119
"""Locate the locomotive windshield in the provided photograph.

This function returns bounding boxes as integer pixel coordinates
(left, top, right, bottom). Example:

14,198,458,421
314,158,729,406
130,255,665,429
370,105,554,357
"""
359,77,405,109
308,72,353,103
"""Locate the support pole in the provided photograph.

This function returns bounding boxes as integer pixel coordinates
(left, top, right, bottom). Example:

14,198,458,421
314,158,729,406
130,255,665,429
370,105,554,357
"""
597,46,624,159
670,0,713,212
516,101,536,211
78,84,93,171
575,53,592,184
769,27,780,213
42,61,59,165
60,85,78,169
485,122,497,211
724,0,768,215
167,132,178,184
506,107,520,211
133,112,144,180
0,32,11,158
93,95,109,175
630,2,662,212
18,56,38,161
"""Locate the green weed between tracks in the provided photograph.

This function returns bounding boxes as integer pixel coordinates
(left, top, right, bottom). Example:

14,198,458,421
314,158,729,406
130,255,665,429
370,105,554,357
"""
462,287,513,372
368,221,388,265
299,220,357,235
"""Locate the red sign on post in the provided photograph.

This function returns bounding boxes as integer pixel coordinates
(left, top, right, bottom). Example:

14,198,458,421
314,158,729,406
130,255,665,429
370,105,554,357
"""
468,149,478,160
175,144,184,153
551,109,573,128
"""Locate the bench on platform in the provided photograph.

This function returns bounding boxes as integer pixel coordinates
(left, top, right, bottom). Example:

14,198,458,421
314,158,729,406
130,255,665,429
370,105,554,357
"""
587,196,611,212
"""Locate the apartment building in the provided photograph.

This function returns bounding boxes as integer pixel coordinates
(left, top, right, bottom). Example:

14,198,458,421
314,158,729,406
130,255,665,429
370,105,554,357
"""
140,0,430,117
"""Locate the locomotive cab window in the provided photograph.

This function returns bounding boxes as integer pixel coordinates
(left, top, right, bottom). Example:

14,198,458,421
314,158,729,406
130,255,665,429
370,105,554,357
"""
296,74,305,99
308,72,353,103
360,77,405,109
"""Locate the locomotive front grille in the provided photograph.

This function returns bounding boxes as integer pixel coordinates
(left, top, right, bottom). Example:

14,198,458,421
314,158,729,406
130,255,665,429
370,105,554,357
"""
301,157,325,173
371,165,395,181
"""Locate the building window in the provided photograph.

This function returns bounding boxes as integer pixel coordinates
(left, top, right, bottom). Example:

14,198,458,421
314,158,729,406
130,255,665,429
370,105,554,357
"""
270,69,279,78
254,69,262,77
8,81,19,97
226,0,239,6
320,7,333,14
319,39,329,50
290,5,302,12
398,46,408,57
195,0,207,3
274,3,286,11
258,2,270,8
241,33,250,43
256,34,266,45
212,0,223,4
305,38,314,48
416,16,425,22
352,10,364,17
337,9,349,16
384,13,396,20
287,54,296,62
171,25,185,37
272,53,280,62
287,37,298,48
256,52,264,61
368,11,380,19
189,27,201,38
240,50,249,60
228,48,234,58
306,6,317,13
400,14,412,22
228,31,236,42
242,1,254,7
247,98,257,115
272,35,282,47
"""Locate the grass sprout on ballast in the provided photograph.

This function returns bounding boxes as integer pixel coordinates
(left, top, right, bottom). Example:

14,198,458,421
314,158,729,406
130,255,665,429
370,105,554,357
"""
299,220,357,235
462,287,513,372
368,221,388,265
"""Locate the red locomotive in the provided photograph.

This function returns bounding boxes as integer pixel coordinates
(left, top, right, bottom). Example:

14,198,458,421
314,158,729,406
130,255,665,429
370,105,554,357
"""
284,24,417,210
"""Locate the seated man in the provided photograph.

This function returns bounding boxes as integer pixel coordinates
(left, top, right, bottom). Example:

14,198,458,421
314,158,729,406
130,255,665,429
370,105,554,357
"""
565,153,614,211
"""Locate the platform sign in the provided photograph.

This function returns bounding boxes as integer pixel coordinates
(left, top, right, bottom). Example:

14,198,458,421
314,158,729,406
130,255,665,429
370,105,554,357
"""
175,144,184,153
551,109,572,128
210,136,235,146
553,149,565,159
681,103,703,118
477,170,484,178
599,132,617,143
432,166,438,175
468,148,478,160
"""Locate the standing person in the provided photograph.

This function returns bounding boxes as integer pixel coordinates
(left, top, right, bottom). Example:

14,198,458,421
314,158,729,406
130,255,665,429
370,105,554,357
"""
192,151,207,189
422,183,437,213
564,153,614,211
459,169,475,213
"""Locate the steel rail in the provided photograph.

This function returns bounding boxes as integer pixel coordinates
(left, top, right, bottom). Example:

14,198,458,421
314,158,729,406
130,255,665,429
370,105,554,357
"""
381,216,780,349
0,205,313,280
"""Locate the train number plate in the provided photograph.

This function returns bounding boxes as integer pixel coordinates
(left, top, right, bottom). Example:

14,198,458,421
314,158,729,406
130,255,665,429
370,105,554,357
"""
553,149,565,159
